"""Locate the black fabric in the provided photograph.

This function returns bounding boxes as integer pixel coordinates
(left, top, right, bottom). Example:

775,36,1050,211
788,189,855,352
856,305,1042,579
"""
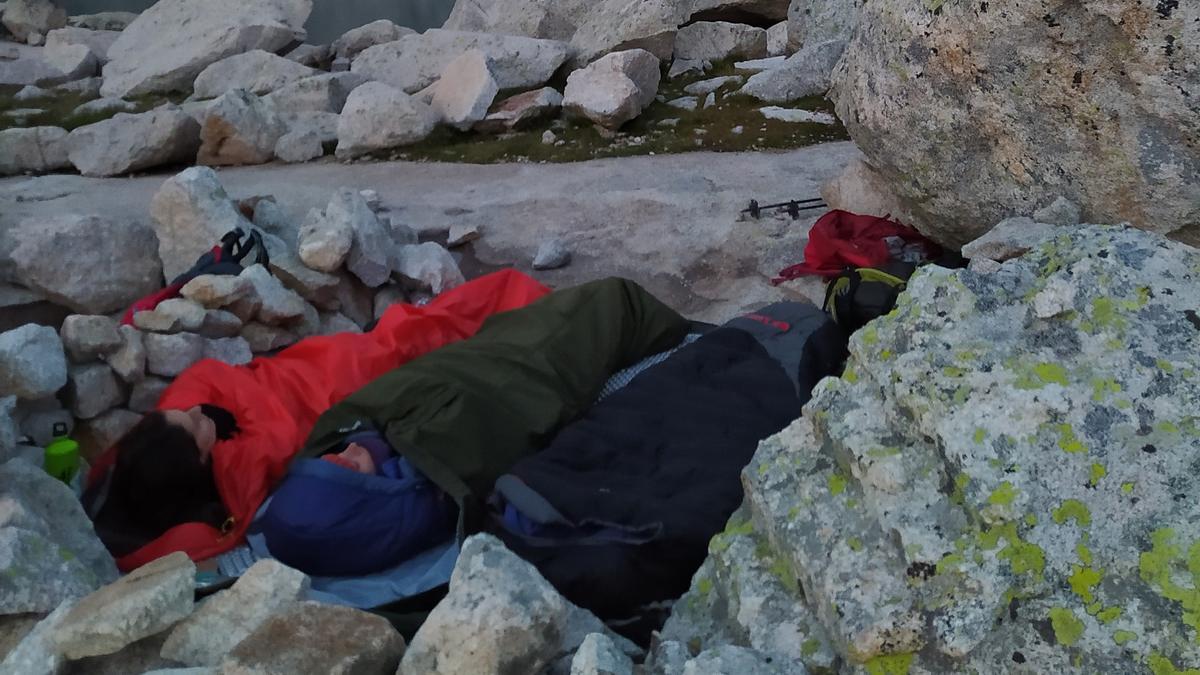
724,302,844,400
486,327,804,641
200,404,240,440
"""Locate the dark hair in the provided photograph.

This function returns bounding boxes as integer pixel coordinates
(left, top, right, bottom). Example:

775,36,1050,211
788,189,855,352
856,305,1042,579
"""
93,411,227,556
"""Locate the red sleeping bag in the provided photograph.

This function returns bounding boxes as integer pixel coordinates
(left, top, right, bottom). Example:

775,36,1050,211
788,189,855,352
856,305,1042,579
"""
773,209,939,282
89,269,550,572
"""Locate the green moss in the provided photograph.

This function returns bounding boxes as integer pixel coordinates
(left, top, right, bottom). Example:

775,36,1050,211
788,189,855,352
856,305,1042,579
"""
1112,630,1137,646
988,482,1018,506
801,638,822,657
864,652,914,675
1057,424,1088,454
1049,607,1085,646
1053,500,1092,527
1068,565,1103,603
1088,463,1107,487
827,473,847,496
1148,653,1200,675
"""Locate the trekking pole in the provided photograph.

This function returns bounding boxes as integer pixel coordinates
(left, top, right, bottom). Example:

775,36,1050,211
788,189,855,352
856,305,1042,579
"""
742,198,827,220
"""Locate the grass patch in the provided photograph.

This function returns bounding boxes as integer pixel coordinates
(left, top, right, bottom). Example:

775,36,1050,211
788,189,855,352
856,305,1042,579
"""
0,84,184,132
385,59,848,164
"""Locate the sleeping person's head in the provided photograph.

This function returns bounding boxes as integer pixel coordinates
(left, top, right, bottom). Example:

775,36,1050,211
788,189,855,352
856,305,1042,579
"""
91,405,232,556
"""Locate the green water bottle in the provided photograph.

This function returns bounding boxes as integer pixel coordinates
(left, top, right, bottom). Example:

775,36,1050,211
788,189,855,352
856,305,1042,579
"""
44,422,80,485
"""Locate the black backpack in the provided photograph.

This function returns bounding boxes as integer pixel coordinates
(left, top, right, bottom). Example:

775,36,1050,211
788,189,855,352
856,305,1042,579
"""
822,261,918,334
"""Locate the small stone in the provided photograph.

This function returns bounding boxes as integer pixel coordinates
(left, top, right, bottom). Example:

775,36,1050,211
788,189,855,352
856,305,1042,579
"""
683,75,743,96
542,130,557,144
52,552,195,660
239,264,309,325
71,96,136,116
1032,196,1082,226
666,96,697,111
359,189,382,211
570,633,634,675
668,58,709,79
732,125,744,134
203,337,252,366
0,324,68,400
59,314,122,362
757,105,836,124
14,84,49,100
136,298,207,333
562,49,660,130
298,206,353,273
394,242,465,295
533,239,571,270
373,285,408,321
197,310,243,338
105,324,146,383
66,362,124,419
143,332,206,377
318,312,361,335
447,223,481,248
767,21,788,56
161,560,310,667
703,92,716,109
331,188,396,288
180,274,253,309
129,377,170,413
240,322,297,353
273,129,323,163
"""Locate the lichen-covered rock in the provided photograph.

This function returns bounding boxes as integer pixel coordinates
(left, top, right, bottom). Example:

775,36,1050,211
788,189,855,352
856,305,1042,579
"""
52,551,195,659
673,21,767,64
9,214,163,314
221,601,404,675
786,0,859,53
0,458,118,615
0,324,67,399
400,534,639,674
59,314,122,362
831,0,1200,246
0,126,70,176
681,645,792,674
99,0,312,98
191,49,318,100
197,89,286,166
429,49,499,132
334,82,438,159
161,560,310,666
563,49,659,129
66,107,201,177
675,225,1200,672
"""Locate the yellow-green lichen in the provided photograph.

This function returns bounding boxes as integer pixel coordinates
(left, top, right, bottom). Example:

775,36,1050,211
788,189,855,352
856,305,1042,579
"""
1091,378,1122,401
943,366,966,378
1077,542,1093,565
862,325,879,346
1122,482,1135,494
1138,529,1200,640
828,473,847,496
1053,500,1092,527
982,522,1045,580
974,428,986,444
1015,362,1071,389
1095,606,1122,624
988,482,1018,506
1148,653,1200,675
801,637,822,657
1057,424,1087,454
697,578,714,596
1025,514,1039,527
1049,607,1086,646
1112,630,1137,646
844,368,859,384
1088,463,1107,486
1069,565,1102,603
864,652,914,675
848,537,864,552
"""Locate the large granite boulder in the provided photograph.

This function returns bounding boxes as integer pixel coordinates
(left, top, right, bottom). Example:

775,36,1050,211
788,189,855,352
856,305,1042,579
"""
831,0,1200,246
738,38,843,102
0,458,119,615
667,224,1200,672
334,82,437,160
350,29,571,95
66,107,201,177
39,41,98,81
0,324,67,400
2,0,66,43
673,21,767,63
441,0,589,41
563,49,659,129
68,10,138,31
429,49,499,131
400,534,639,674
100,0,313,98
785,0,859,52
265,72,365,113
331,18,414,60
197,89,287,166
191,49,319,100
329,188,396,287
0,126,70,176
149,166,254,280
44,26,121,63
9,214,163,314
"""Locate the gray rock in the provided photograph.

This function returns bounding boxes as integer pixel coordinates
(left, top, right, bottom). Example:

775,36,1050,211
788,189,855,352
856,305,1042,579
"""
533,239,571,270
766,21,787,56
53,73,100,97
137,297,208,333
67,11,138,31
66,107,201,177
44,26,120,63
372,285,407,321
0,457,119,614
239,263,309,325
563,49,659,130
474,87,562,134
143,669,219,675
180,274,253,309
197,89,286,167
71,96,136,116
682,645,792,674
128,376,170,413
202,336,252,366
161,559,309,667
330,55,349,72
757,106,835,124
668,58,709,79
684,75,743,96
266,72,365,113
99,0,313,98
0,53,63,86
350,29,571,95
0,396,17,463
40,40,98,81
75,407,140,459
240,322,296,353
359,189,382,211
327,187,396,287
674,21,768,63
191,49,318,100
59,314,122,362
393,242,465,295
960,216,1058,262
1032,196,1082,227
103,324,145,383
149,166,254,281
0,125,70,176
400,534,639,674
197,309,243,338
569,633,632,675
318,311,361,335
65,362,123,419
14,84,50,100
2,0,66,43
335,81,438,159
568,0,686,67
283,42,329,67
446,223,481,248
221,601,404,675
831,1,1200,246
429,49,499,131
274,128,323,163
0,324,67,399
0,601,73,675
143,331,206,377
331,18,414,60
0,613,42,667
733,55,786,73
739,39,844,102
279,109,339,147
297,206,352,273
52,551,195,659
786,0,858,53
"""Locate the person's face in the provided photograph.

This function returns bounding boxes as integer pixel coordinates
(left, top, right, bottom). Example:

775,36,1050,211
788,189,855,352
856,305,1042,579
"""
163,406,217,462
335,443,376,475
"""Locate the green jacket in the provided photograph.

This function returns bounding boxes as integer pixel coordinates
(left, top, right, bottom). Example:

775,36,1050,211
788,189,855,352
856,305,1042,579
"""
298,277,689,512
